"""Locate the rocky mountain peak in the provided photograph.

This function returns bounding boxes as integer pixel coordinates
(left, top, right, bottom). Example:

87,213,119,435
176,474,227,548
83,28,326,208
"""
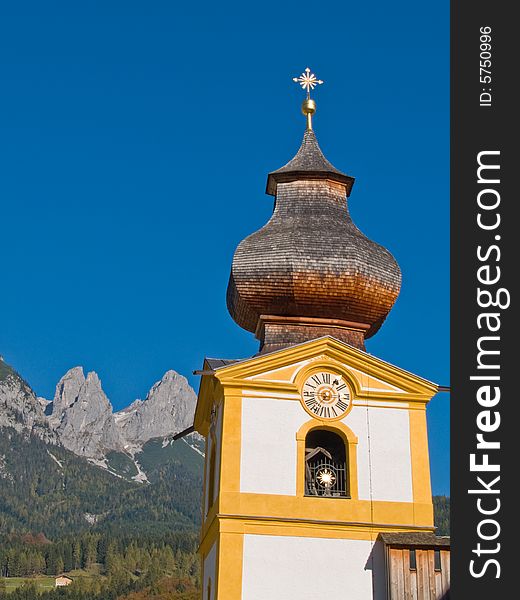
1,357,198,470
0,357,55,443
86,370,102,385
115,370,196,446
52,367,123,459
50,366,86,422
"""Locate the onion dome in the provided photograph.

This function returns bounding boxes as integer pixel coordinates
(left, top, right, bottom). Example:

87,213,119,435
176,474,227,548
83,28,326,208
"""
226,69,401,353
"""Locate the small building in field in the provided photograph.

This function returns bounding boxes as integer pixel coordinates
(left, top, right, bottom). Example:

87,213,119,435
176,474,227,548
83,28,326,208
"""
55,575,73,587
378,532,450,599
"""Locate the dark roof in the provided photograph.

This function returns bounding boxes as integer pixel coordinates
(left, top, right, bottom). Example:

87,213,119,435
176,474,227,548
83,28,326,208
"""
378,532,451,549
205,358,243,370
266,130,354,196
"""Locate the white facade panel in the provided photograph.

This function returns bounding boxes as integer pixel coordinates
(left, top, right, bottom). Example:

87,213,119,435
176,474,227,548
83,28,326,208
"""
343,406,370,500
203,541,217,600
240,396,412,502
242,534,376,599
240,397,306,495
368,407,412,502
344,405,412,502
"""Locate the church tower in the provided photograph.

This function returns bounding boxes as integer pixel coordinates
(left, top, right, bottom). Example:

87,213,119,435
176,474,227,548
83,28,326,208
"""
194,69,439,599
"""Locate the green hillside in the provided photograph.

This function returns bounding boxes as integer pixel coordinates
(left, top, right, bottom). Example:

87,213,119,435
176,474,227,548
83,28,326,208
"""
0,426,202,599
433,495,450,535
137,437,204,483
0,428,202,538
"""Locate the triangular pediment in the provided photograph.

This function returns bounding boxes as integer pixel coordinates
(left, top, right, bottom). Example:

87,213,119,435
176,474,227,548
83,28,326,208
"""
211,337,438,400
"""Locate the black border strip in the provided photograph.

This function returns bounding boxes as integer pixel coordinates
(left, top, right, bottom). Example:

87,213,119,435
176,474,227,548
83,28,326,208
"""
451,1,514,595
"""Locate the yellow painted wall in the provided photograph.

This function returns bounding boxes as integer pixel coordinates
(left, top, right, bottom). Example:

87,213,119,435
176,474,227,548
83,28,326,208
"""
196,337,438,599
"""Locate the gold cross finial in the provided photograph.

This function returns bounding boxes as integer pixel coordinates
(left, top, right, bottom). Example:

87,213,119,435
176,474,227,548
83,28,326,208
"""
292,67,324,99
292,67,323,130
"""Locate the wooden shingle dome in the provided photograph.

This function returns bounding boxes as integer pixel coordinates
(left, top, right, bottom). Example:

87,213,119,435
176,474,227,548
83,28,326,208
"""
226,129,401,353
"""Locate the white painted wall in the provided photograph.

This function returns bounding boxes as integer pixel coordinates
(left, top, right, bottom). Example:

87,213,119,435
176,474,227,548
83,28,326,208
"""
347,407,371,500
203,541,217,600
242,534,377,599
240,395,413,503
346,406,413,502
240,397,305,495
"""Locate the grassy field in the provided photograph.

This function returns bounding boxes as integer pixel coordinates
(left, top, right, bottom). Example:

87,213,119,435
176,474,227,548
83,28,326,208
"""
1,568,103,593
1,576,55,593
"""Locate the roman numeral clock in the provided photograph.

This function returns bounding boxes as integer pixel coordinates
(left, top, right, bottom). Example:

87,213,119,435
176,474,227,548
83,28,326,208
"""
301,371,352,419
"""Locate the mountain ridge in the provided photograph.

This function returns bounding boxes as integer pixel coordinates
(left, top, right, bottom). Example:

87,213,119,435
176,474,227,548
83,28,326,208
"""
0,356,201,482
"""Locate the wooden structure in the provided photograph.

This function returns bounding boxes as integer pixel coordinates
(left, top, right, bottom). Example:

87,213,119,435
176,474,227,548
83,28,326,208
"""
379,532,450,599
55,575,73,587
226,128,402,354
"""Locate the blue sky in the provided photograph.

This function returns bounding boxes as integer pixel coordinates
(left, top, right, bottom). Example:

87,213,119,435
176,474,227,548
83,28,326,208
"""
0,1,449,494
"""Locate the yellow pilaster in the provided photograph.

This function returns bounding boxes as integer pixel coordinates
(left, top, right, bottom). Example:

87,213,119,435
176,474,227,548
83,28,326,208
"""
409,406,434,526
216,530,243,600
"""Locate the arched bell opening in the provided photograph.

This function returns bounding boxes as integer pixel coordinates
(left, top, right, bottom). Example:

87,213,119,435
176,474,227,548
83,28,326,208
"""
304,429,349,498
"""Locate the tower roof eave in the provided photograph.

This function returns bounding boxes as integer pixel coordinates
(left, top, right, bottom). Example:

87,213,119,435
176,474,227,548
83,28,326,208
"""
266,170,355,196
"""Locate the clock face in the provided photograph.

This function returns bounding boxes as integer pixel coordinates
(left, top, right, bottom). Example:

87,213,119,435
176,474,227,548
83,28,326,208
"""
301,371,352,419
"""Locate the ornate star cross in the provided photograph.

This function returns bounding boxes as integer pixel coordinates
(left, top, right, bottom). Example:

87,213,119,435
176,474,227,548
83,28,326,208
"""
292,67,324,97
